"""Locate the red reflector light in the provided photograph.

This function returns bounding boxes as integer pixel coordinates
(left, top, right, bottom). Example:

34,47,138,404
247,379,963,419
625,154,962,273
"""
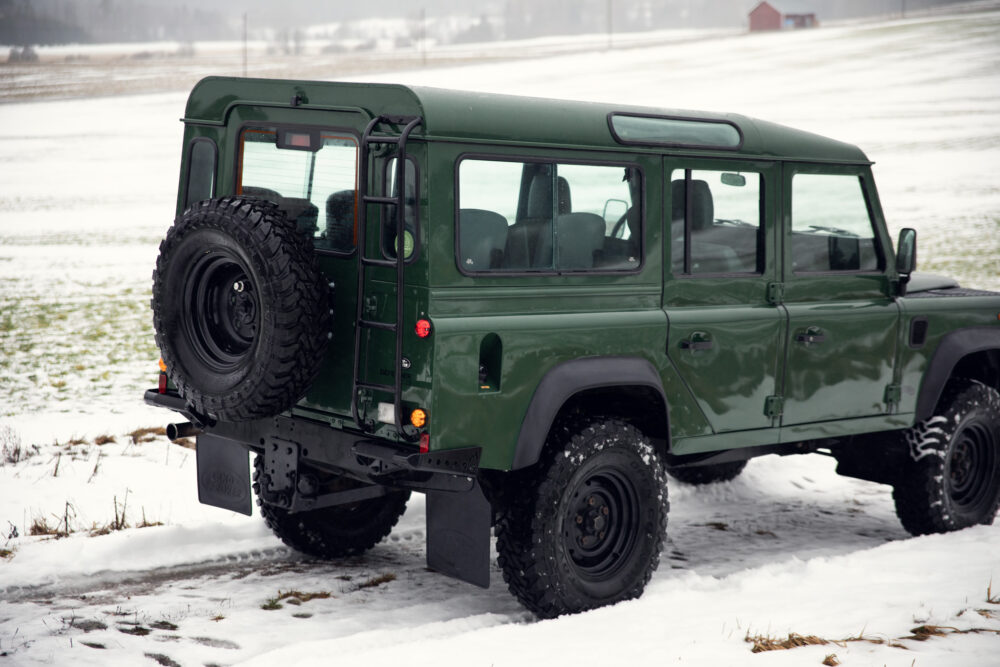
419,433,430,453
415,318,432,338
158,373,168,394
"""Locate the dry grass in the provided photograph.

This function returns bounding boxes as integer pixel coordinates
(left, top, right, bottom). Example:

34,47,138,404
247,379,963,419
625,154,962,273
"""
357,573,397,590
988,579,999,605
93,434,116,445
261,589,334,610
747,622,1000,657
128,426,166,444
0,547,14,559
746,632,834,653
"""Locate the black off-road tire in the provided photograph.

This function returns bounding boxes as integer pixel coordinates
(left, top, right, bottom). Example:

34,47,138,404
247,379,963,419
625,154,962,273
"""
152,197,330,422
495,418,668,618
892,380,1000,535
252,457,410,558
666,460,747,485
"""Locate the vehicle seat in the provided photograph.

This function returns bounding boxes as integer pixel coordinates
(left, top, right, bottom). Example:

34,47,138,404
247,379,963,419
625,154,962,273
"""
556,212,605,269
325,190,355,251
505,175,571,269
459,208,508,270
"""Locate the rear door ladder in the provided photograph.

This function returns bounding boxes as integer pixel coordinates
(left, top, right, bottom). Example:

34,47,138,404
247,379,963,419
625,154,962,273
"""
351,114,422,437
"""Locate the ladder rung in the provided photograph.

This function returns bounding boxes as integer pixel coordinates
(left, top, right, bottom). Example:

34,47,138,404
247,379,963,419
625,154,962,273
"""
362,195,398,205
359,320,396,332
357,381,394,393
363,135,401,146
360,257,397,268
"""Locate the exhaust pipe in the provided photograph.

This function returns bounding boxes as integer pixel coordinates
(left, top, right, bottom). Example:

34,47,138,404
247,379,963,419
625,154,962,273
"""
167,422,202,441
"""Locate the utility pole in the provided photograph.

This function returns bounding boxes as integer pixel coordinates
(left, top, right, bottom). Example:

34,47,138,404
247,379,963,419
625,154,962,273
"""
607,0,613,51
242,12,248,77
901,0,907,19
419,8,427,67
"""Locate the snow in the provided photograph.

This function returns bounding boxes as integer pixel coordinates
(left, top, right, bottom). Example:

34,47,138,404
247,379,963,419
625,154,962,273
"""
2,8,1000,666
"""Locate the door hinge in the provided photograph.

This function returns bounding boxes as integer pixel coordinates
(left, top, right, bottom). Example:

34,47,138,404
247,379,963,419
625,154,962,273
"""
764,395,784,420
884,384,902,412
766,282,784,305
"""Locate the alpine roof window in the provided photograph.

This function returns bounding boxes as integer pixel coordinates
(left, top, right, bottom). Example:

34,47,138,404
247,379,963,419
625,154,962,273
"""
610,113,742,150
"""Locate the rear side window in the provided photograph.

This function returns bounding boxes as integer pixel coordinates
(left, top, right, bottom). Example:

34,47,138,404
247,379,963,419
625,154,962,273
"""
791,174,882,273
185,138,216,207
670,169,763,276
457,158,641,273
238,127,358,253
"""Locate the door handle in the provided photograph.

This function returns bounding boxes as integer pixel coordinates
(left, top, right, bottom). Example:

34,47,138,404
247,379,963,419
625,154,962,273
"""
680,333,714,352
795,328,826,345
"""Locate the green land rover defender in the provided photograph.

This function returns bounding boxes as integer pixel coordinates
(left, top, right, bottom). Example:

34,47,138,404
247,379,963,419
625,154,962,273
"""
146,77,1000,618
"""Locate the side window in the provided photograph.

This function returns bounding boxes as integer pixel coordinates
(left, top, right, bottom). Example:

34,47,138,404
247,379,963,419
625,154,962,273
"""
457,158,641,273
381,158,418,261
791,174,881,272
671,169,762,275
185,138,216,207
238,127,358,253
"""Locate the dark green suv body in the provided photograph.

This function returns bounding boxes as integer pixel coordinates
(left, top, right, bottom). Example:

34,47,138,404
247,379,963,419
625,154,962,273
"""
147,77,1000,617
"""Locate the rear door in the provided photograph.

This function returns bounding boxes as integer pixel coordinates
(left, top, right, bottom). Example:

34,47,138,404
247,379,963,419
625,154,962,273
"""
779,163,900,425
663,158,784,434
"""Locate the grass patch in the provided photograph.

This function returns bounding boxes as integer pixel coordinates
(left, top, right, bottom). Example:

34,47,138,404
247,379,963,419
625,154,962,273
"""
144,653,181,667
357,573,396,590
118,625,151,636
150,620,179,631
0,548,15,559
262,589,334,610
93,434,116,445
128,426,165,444
746,622,1000,656
988,579,999,605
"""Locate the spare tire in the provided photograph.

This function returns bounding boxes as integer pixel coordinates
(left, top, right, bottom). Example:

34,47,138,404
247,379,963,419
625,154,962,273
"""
152,197,330,422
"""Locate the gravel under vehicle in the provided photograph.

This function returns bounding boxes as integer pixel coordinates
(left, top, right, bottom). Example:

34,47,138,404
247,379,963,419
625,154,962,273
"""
146,77,1000,618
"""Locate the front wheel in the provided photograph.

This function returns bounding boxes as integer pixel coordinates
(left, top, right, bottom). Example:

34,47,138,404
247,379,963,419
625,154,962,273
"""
495,418,668,618
892,380,1000,535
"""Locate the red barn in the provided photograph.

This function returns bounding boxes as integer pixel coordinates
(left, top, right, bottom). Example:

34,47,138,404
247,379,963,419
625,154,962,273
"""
749,2,818,32
749,1,782,31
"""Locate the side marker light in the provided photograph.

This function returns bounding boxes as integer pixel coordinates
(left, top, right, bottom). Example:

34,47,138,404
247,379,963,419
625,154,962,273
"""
415,318,432,338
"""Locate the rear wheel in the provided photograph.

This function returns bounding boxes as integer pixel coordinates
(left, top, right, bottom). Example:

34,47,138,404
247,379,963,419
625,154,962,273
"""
892,380,1000,535
495,418,668,618
666,460,747,485
252,457,410,558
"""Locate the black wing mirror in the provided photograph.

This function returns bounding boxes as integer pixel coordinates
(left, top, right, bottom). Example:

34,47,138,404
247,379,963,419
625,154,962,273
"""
896,228,917,296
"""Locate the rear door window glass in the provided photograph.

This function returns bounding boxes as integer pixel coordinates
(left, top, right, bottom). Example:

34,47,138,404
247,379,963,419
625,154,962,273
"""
238,127,358,253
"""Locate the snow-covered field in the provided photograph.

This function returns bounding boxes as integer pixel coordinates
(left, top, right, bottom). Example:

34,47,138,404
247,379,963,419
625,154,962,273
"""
1,9,999,666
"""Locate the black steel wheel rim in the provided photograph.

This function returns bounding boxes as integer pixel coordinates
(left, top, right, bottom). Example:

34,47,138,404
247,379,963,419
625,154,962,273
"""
564,467,640,580
948,419,998,512
183,248,259,373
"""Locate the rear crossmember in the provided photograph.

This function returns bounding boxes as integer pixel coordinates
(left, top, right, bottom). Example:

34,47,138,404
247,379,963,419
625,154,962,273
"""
144,388,492,588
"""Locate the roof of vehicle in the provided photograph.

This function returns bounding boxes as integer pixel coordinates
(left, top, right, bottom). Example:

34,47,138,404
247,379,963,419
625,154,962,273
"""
184,77,871,165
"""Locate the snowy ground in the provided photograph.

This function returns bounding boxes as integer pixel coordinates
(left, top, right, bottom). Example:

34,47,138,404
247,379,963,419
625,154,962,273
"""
1,9,999,667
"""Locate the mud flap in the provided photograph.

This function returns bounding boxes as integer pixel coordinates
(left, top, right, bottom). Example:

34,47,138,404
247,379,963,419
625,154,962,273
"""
426,481,491,588
196,433,252,516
